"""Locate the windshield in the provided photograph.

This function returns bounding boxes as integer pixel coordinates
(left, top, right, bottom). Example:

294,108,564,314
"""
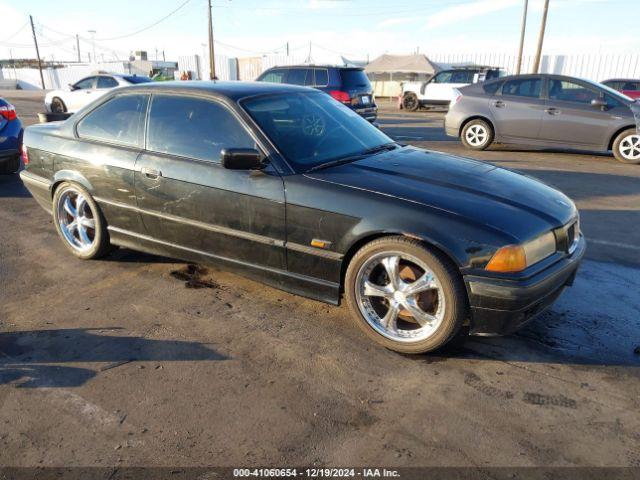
242,92,392,172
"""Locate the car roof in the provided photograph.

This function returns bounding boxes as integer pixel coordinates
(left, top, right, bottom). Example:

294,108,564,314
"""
264,64,363,70
123,80,314,100
602,78,640,82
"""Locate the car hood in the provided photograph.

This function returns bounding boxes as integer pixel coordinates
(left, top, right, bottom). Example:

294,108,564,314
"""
304,146,577,243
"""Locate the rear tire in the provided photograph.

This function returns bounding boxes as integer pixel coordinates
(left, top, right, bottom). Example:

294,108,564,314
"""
50,97,67,113
52,182,111,260
612,128,640,164
402,93,419,112
461,119,494,150
345,236,468,354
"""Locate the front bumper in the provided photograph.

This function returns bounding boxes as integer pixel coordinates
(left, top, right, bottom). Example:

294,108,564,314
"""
464,236,586,335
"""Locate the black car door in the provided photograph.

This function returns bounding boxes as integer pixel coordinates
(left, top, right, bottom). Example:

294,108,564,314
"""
134,93,286,271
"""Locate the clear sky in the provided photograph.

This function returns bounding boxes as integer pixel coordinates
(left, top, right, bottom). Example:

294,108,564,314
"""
1,0,638,64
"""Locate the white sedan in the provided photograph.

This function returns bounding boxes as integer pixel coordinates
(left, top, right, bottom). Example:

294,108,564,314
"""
44,73,151,113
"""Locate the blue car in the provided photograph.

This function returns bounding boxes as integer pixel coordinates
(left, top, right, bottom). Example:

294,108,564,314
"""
0,97,23,174
256,65,378,123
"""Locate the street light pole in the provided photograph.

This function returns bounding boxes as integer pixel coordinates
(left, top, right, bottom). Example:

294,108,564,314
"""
515,0,528,75
207,0,216,79
532,0,550,74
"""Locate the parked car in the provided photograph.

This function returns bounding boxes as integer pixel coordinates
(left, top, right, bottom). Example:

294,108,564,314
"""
445,74,640,164
20,81,584,354
401,66,506,111
602,78,640,100
44,73,152,113
256,65,377,122
0,97,23,175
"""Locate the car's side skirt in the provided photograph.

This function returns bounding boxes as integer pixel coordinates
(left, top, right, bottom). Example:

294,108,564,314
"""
107,226,341,305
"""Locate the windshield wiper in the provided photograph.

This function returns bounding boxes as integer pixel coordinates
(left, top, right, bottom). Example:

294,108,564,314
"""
306,143,398,173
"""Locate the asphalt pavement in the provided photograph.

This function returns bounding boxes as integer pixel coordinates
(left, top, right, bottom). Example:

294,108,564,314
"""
1,91,639,469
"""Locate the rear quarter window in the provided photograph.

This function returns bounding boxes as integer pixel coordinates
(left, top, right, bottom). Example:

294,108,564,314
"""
483,81,502,95
339,69,371,89
77,94,149,147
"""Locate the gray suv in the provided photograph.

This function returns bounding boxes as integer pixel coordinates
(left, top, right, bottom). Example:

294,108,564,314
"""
445,74,640,163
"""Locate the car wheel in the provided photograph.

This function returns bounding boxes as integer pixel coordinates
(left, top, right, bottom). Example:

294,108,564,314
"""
0,155,20,175
612,128,640,164
402,93,419,112
52,182,111,259
51,97,67,113
461,119,494,150
345,236,467,354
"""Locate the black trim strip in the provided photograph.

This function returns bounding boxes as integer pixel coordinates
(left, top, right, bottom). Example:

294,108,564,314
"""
96,196,343,260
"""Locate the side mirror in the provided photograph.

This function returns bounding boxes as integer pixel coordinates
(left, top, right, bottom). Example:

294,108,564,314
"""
68,83,76,91
591,98,608,110
221,148,266,170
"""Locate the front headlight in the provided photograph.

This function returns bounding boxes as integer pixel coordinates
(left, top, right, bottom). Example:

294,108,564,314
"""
486,231,556,273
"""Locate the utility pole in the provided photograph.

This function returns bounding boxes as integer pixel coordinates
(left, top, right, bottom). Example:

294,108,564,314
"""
76,34,81,63
88,30,96,65
286,42,289,56
29,15,45,90
207,0,216,79
532,0,549,74
516,0,528,74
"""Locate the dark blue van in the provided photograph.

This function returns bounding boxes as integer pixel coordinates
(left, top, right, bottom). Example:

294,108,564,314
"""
256,65,377,123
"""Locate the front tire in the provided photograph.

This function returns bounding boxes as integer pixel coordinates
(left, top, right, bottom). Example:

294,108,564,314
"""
345,236,467,354
612,128,640,164
461,119,494,150
52,182,110,259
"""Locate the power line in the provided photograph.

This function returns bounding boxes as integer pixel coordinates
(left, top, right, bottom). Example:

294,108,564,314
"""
94,0,192,41
0,21,29,43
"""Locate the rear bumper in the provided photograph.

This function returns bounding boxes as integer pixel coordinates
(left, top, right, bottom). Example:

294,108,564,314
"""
444,109,465,137
464,236,586,335
19,170,53,213
353,106,378,122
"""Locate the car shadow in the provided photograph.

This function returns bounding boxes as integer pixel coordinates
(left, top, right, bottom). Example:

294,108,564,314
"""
0,328,228,388
0,171,30,198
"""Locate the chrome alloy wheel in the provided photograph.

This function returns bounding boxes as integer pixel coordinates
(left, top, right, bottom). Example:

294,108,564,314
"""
56,187,97,252
355,251,446,343
465,124,488,147
619,133,640,161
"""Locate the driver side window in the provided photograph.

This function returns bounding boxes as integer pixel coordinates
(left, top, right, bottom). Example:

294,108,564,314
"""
147,95,255,163
74,77,95,90
548,79,599,104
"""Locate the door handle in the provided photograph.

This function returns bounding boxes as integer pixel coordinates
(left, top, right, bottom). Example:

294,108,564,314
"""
141,167,162,179
545,107,561,115
494,100,505,108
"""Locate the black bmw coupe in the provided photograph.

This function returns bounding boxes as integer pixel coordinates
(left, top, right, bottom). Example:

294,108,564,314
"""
20,81,585,354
